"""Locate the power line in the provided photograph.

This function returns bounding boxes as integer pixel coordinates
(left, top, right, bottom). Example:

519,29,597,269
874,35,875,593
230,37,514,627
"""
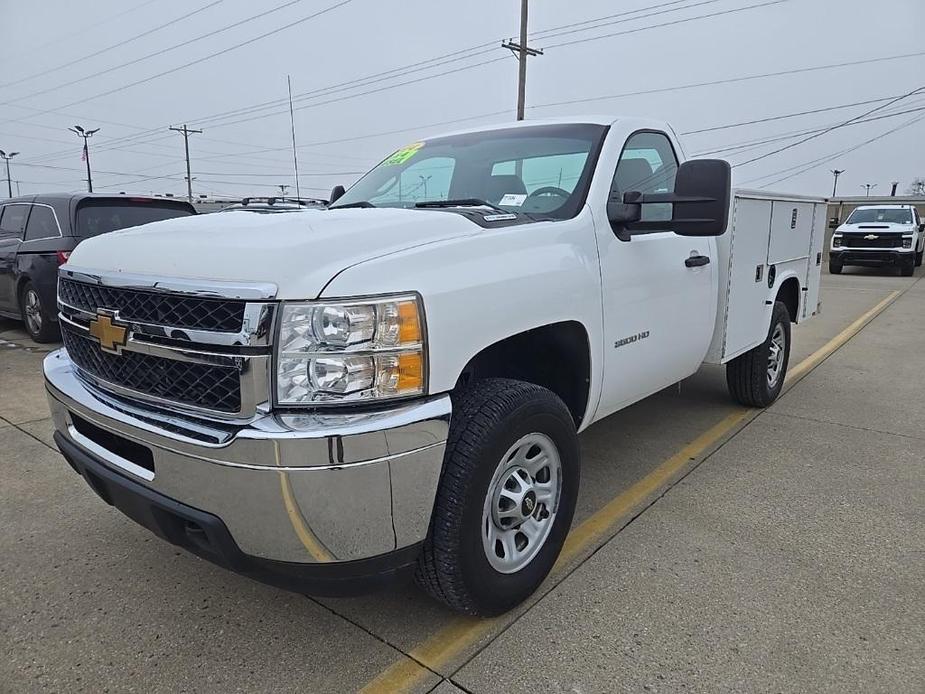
0,0,159,64
731,86,924,168
5,0,354,122
743,113,925,188
679,94,902,135
6,0,757,155
0,1,224,92
528,50,925,111
0,0,306,108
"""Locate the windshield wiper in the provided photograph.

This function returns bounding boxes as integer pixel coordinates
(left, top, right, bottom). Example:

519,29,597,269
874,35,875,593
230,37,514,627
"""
415,198,516,216
332,200,376,209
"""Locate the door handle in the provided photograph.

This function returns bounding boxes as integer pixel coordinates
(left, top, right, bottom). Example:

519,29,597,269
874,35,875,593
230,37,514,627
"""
685,254,710,268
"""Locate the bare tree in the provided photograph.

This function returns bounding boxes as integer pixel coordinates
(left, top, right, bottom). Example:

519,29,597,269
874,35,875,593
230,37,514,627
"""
906,178,925,196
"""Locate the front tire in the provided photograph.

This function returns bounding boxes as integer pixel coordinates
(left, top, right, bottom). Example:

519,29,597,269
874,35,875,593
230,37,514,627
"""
19,281,59,343
726,301,791,407
915,249,923,267
900,258,915,277
828,258,843,274
416,378,580,616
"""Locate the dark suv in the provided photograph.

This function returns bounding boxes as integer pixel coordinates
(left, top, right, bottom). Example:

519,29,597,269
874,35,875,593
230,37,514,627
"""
0,194,195,341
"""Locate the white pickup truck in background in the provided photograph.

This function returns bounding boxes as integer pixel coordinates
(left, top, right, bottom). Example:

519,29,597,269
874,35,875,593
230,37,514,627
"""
44,116,825,615
829,203,924,276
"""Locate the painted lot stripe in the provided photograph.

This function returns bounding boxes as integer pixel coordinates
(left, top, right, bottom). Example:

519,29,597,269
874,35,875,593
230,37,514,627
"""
361,288,905,694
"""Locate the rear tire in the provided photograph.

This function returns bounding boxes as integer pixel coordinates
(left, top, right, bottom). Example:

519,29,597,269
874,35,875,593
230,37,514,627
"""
19,281,59,343
415,378,580,616
726,301,791,407
828,259,843,274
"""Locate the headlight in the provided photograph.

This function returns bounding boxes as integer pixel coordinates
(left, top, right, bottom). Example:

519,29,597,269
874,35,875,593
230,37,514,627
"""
275,294,426,405
902,237,912,248
832,235,842,247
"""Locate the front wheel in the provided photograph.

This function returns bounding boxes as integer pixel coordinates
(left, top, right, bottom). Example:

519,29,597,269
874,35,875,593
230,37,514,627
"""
900,258,915,277
416,378,580,616
916,249,923,267
828,258,843,274
726,301,791,407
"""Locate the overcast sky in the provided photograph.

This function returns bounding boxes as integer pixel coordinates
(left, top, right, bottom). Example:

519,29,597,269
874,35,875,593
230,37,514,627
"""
1,0,922,200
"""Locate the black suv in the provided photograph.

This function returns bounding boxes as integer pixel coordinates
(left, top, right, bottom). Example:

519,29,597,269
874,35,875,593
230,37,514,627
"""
0,194,195,342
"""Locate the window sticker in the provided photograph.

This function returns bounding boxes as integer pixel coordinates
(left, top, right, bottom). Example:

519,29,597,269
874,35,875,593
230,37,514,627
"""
499,193,527,206
382,142,424,166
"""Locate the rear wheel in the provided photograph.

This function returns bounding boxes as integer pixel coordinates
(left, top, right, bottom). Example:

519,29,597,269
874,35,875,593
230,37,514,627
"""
19,281,59,343
726,301,791,407
828,258,843,274
416,378,580,616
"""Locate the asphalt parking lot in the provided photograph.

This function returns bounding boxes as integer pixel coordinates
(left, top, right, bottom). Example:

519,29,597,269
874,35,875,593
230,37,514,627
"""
1,267,923,694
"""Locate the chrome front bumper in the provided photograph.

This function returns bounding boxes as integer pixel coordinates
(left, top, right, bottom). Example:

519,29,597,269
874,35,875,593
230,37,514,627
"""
44,349,450,566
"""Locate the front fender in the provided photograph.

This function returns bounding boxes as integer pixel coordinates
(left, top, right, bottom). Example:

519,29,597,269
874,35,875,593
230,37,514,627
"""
321,210,605,416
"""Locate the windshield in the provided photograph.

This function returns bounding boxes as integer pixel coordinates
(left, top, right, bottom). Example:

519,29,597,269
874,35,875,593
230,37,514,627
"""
76,199,194,238
846,208,913,224
331,123,608,220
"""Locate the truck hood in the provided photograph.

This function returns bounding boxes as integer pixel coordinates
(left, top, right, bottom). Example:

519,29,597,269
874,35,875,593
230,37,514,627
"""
67,208,482,299
837,222,915,234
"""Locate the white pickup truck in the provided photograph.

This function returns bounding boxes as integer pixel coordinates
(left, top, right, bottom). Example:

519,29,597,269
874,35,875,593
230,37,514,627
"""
44,116,825,615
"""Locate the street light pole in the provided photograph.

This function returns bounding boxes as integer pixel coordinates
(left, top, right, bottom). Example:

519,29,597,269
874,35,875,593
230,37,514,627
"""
68,125,99,192
830,169,845,198
861,183,877,197
0,150,18,198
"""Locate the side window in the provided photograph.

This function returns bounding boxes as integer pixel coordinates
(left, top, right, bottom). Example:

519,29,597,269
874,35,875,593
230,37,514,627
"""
368,156,455,205
611,131,679,228
0,203,29,240
23,205,60,241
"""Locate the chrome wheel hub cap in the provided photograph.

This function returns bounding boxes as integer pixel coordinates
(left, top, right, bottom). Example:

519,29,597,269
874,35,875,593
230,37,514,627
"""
24,290,42,333
767,323,785,388
482,433,561,574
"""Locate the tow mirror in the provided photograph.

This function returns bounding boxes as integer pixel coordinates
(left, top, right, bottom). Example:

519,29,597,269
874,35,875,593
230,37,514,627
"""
330,185,346,204
919,223,924,233
607,158,731,240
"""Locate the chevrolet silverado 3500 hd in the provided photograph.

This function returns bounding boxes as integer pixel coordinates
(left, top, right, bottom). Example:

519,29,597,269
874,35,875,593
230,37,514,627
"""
44,117,825,615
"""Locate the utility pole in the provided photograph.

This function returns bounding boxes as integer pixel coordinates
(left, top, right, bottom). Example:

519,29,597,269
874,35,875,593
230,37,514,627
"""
287,75,301,200
68,125,99,192
418,175,432,199
502,0,543,120
0,150,18,198
862,183,877,197
169,124,202,202
830,169,845,198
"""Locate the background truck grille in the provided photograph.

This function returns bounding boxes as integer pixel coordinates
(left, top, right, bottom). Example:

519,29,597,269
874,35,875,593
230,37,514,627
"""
59,278,246,332
840,234,903,249
61,326,242,413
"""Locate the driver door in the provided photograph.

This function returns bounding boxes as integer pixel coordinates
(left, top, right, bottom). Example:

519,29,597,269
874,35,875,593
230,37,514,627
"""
594,131,717,418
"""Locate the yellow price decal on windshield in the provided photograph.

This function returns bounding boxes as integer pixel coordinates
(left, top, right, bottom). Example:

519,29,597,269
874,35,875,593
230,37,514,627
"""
383,142,424,166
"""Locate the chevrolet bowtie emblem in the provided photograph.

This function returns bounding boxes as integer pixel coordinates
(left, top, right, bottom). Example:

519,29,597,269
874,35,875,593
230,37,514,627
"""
864,234,879,240
88,311,128,354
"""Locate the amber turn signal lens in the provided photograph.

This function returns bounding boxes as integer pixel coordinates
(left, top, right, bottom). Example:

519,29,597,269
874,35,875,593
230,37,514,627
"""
396,352,423,391
398,300,422,344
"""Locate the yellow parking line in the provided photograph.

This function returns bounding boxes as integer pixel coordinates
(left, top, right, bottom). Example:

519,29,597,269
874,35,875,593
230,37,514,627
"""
784,290,900,385
360,289,904,694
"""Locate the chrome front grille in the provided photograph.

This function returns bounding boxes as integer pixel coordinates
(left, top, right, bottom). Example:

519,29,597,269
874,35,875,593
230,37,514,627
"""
61,326,243,413
57,268,276,419
59,278,246,332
